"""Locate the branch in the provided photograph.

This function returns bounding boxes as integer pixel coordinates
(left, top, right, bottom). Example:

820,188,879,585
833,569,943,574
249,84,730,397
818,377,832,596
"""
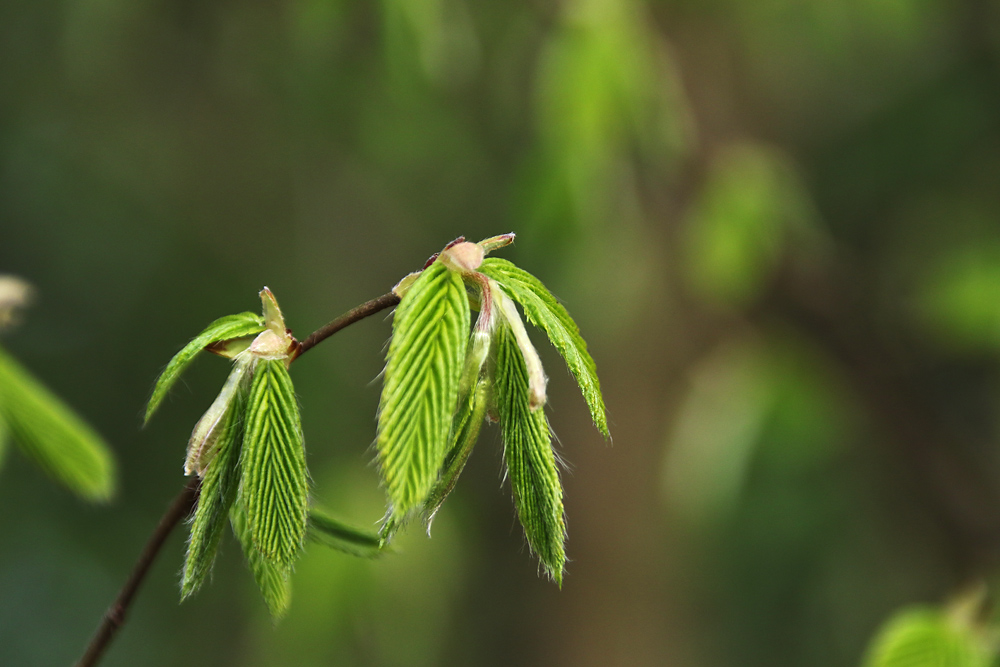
75,291,401,667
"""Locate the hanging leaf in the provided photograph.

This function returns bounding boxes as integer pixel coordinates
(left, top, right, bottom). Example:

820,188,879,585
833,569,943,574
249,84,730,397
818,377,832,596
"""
376,260,470,523
0,346,115,501
231,502,291,618
240,359,309,569
480,258,608,438
308,510,385,558
181,385,246,599
494,323,566,585
145,312,265,424
862,607,993,667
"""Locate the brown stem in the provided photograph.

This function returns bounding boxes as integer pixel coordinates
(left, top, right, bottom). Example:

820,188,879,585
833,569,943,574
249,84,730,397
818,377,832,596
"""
76,291,401,667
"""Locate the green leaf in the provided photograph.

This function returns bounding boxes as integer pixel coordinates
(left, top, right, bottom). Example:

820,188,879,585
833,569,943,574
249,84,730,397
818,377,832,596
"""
231,502,291,618
423,377,489,528
862,607,993,667
185,357,253,475
480,258,608,438
0,345,116,501
377,260,470,522
181,384,246,600
0,416,9,473
240,359,309,569
494,323,566,585
308,510,385,558
145,312,265,424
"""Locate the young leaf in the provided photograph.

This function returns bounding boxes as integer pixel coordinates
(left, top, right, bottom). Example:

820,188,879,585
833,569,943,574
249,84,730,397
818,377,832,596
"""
181,385,245,599
240,359,309,569
308,510,385,558
479,258,608,438
185,357,253,475
423,377,489,528
377,260,470,522
493,323,566,585
862,607,992,667
145,312,265,424
231,502,291,618
0,346,116,501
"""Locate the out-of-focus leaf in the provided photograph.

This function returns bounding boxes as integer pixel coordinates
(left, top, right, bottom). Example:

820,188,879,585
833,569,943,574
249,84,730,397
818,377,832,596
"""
145,312,265,424
494,323,565,585
423,378,489,527
240,359,309,569
0,417,8,472
308,510,385,559
481,258,608,437
377,260,470,524
231,502,291,618
181,386,245,599
917,245,1000,352
382,0,479,84
683,143,817,306
0,345,115,501
862,607,992,667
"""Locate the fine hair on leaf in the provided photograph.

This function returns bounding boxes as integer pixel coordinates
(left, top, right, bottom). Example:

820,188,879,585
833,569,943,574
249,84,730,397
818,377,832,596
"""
376,260,470,523
240,359,309,569
0,346,116,501
480,258,608,438
493,322,566,585
145,311,265,424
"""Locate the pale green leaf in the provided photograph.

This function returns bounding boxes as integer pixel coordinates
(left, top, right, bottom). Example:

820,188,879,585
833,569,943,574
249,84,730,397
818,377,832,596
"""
308,509,385,558
145,312,265,424
181,384,245,600
423,377,489,528
240,359,309,569
494,323,566,585
185,357,253,475
480,258,608,437
862,607,993,667
231,502,291,618
377,260,470,522
0,345,116,501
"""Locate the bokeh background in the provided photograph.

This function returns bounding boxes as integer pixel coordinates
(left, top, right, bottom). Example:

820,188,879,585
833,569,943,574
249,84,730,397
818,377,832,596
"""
3,0,1000,665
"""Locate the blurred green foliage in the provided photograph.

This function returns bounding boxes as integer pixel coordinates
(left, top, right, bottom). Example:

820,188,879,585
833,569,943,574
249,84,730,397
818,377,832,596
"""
2,0,1000,665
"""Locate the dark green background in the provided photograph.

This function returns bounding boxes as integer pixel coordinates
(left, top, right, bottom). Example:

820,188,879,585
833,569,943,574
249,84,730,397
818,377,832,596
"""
3,0,1000,664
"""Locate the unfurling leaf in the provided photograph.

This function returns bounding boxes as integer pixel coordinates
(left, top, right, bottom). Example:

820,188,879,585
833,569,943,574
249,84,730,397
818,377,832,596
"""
181,387,245,599
480,258,608,438
494,323,566,585
240,359,309,569
185,357,253,476
0,346,116,501
308,510,385,558
145,312,265,424
231,502,291,618
377,260,470,523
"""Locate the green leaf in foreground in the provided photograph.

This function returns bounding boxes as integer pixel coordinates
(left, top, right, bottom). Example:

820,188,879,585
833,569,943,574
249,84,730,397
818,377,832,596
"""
494,323,566,585
862,607,992,667
145,311,265,424
480,258,608,438
231,502,291,618
308,510,385,558
377,260,470,522
0,345,115,501
240,359,308,569
181,385,245,599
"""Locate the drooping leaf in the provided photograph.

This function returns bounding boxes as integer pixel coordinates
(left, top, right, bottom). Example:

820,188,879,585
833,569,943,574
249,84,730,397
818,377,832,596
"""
240,359,309,569
480,258,608,438
231,502,291,618
185,357,254,475
423,377,489,528
0,346,115,501
308,510,385,558
181,384,246,600
145,312,265,424
862,607,992,667
494,323,566,585
377,260,470,522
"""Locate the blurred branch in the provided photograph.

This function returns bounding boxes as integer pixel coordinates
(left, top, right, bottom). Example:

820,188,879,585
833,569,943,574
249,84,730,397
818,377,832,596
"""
75,291,400,667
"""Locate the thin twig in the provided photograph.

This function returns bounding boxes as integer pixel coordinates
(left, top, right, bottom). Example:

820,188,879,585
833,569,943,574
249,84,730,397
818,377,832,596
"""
75,291,401,667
